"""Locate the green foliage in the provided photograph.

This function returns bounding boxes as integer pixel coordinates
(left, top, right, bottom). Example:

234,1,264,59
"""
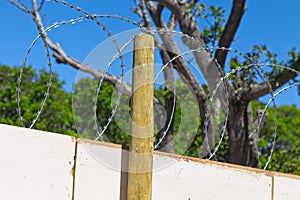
228,45,300,96
73,78,131,146
185,2,196,13
0,65,78,137
154,80,201,155
184,99,300,175
189,3,225,48
152,80,229,160
253,102,300,175
172,81,201,154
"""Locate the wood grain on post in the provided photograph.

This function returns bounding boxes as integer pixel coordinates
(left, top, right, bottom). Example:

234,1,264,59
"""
127,34,154,200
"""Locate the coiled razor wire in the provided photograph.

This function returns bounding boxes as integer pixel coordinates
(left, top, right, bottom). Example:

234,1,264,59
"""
147,41,283,168
205,52,279,162
262,82,300,169
151,45,229,151
209,62,300,169
17,13,141,134
48,0,130,140
16,28,53,128
90,28,179,143
149,43,277,163
16,0,300,170
209,62,277,163
255,64,300,169
94,37,134,141
20,0,230,158
16,16,87,128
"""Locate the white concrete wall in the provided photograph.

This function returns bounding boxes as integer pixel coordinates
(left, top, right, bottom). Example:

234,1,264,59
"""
73,139,122,200
1,123,300,200
0,124,75,200
273,174,300,200
152,154,272,200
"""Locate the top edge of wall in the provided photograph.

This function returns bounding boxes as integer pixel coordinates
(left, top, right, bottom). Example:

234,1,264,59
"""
77,135,300,180
0,123,77,142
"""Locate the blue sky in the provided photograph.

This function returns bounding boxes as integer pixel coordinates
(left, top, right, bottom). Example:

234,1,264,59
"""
0,0,299,107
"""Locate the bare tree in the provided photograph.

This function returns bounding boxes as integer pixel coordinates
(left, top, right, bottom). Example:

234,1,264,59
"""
8,0,300,167
133,0,300,167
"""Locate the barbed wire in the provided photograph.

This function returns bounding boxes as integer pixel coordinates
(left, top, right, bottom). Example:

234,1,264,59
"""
94,38,133,141
148,43,278,165
16,26,53,128
16,15,89,128
14,0,300,172
16,13,138,137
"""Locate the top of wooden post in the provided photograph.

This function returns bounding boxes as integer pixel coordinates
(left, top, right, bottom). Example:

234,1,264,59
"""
134,34,154,49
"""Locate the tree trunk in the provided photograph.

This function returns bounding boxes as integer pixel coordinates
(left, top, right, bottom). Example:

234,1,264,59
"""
156,89,176,153
227,99,259,167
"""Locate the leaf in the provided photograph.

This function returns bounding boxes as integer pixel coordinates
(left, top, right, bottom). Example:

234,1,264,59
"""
186,2,196,13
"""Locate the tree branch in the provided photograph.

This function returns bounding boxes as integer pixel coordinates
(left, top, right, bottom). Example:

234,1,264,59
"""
147,1,207,104
167,13,177,30
215,0,246,68
146,1,216,155
139,0,152,27
31,1,122,91
37,0,46,11
157,0,202,40
155,0,233,104
244,61,300,101
30,0,161,104
7,0,31,14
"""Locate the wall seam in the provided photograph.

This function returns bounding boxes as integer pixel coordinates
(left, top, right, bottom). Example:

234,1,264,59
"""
271,174,275,200
71,139,78,200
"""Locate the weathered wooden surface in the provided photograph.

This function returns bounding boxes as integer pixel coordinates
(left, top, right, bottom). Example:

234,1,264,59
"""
127,34,154,200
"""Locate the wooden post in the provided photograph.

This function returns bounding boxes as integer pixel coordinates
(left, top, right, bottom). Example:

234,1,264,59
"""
127,34,154,200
